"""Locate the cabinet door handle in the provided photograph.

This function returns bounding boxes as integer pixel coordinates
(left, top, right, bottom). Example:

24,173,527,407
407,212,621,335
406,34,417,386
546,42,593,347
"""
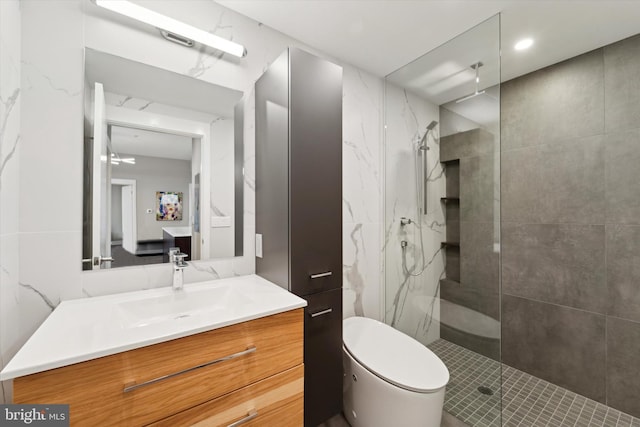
310,271,332,279
310,308,333,318
227,410,258,427
123,346,257,393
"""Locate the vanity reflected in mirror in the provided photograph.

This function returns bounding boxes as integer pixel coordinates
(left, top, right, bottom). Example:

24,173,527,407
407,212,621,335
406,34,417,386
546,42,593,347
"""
82,48,244,270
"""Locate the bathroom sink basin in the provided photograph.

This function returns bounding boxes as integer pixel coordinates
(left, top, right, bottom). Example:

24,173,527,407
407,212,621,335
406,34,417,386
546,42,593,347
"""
0,274,307,381
116,285,253,328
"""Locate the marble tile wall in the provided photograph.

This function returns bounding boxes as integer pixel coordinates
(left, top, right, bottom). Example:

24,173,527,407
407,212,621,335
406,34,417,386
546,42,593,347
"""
501,33,640,417
384,84,443,346
1,0,384,399
17,0,85,364
0,0,21,404
342,67,384,319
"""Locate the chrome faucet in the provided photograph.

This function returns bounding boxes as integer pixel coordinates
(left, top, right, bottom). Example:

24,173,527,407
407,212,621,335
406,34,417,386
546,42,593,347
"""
169,248,188,291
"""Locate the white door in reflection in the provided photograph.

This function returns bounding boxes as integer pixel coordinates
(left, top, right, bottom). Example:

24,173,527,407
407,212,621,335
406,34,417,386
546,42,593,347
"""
112,178,137,255
91,82,112,269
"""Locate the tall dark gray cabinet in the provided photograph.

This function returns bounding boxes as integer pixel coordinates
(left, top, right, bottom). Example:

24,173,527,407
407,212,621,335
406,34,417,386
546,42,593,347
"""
255,48,343,427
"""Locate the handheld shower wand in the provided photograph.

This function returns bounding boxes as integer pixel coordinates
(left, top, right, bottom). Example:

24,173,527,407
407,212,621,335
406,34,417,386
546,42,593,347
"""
402,119,438,278
417,120,439,150
416,120,438,216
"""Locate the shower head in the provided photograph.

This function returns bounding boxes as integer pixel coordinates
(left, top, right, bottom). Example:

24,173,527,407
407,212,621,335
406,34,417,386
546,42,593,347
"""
418,120,438,151
455,61,486,104
418,121,438,150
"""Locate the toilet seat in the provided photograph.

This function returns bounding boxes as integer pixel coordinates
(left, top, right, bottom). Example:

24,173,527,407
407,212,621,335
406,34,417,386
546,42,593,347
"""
343,317,449,393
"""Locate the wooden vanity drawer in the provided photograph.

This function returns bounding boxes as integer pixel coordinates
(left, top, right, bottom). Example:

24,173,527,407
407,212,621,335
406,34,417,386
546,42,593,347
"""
148,364,303,427
13,309,303,427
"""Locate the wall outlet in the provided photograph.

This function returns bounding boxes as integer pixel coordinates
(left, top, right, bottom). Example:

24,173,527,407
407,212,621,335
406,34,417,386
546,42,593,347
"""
256,234,263,258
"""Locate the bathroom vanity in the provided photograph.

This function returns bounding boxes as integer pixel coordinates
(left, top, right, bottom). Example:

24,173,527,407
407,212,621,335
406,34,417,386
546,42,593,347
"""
1,276,306,426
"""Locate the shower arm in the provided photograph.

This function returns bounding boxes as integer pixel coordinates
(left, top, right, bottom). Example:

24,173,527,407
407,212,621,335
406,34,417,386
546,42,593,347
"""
455,62,486,104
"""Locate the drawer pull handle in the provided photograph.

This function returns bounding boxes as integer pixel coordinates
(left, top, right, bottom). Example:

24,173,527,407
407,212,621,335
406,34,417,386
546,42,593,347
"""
227,410,258,427
123,346,257,393
310,271,332,279
310,308,333,318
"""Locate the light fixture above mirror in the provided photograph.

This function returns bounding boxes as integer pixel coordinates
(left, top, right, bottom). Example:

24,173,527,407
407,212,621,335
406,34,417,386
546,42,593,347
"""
92,0,247,57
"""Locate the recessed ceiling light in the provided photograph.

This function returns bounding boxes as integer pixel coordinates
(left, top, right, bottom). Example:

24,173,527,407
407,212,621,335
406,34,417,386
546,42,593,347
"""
514,38,534,51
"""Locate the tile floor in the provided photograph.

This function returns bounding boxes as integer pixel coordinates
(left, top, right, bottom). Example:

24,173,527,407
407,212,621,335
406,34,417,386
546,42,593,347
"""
317,338,640,426
429,339,640,427
317,411,468,427
429,339,501,426
317,413,351,427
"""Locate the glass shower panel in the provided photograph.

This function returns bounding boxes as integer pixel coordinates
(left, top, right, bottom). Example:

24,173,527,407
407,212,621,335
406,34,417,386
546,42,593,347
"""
384,15,501,427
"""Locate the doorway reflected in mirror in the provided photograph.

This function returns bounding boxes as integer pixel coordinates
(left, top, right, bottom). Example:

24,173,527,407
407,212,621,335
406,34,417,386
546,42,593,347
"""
82,48,244,270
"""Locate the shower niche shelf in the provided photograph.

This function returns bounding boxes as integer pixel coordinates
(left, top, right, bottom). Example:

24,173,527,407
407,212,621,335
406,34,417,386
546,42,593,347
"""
440,278,461,287
441,158,460,284
441,242,460,248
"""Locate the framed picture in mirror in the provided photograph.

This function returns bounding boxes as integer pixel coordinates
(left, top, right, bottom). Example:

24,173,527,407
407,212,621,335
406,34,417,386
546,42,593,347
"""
156,191,183,221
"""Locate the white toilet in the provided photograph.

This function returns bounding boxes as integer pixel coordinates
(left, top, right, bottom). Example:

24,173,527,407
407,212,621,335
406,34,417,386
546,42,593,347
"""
343,316,450,427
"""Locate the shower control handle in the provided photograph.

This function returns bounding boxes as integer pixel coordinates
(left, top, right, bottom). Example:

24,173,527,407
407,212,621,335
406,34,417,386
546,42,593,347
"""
400,217,413,226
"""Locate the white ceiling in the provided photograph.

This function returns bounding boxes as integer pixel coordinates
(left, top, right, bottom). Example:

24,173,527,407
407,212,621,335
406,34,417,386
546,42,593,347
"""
385,14,500,106
217,0,640,82
110,126,193,160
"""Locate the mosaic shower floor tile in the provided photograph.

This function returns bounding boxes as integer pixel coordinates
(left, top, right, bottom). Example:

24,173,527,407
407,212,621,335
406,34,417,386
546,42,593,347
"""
429,339,640,427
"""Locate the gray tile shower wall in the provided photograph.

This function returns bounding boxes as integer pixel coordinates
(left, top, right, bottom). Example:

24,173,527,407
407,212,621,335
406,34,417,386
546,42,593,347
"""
440,127,500,360
460,154,495,223
605,128,640,223
440,127,495,162
501,32,640,418
500,49,605,151
502,223,607,313
606,224,640,323
460,222,499,296
603,34,640,133
502,295,607,403
606,317,640,417
502,134,606,224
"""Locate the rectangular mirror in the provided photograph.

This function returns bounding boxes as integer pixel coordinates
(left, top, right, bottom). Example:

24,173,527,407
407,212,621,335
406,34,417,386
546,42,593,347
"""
82,48,244,270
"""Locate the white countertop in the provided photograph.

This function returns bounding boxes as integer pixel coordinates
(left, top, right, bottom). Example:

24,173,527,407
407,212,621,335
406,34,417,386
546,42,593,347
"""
0,275,306,380
162,226,192,237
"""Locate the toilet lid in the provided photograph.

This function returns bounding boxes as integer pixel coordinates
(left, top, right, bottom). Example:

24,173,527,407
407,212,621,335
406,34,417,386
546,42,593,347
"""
343,316,449,393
